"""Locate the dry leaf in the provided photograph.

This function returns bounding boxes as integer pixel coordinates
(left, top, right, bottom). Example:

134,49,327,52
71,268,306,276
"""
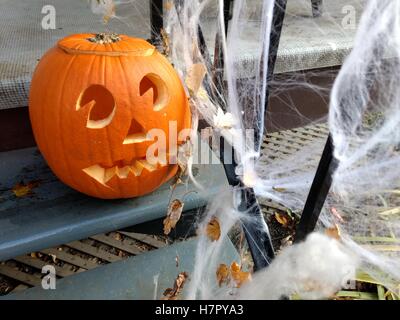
274,212,289,226
164,1,173,10
273,187,287,193
230,262,251,288
114,232,122,241
160,28,170,56
185,63,207,96
163,199,184,235
170,139,192,187
30,252,38,259
92,0,115,24
325,224,341,240
206,216,221,241
330,207,345,223
49,254,57,264
216,264,230,287
12,181,40,197
103,3,115,24
163,272,189,300
280,235,293,249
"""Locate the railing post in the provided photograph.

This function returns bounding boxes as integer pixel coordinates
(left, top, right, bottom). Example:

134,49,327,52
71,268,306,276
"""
294,134,338,242
150,0,163,44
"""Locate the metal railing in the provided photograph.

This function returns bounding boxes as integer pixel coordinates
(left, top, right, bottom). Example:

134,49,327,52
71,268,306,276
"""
149,0,332,271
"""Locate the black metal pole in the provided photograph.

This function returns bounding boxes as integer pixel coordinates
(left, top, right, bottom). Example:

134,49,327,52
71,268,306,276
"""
238,0,288,270
294,134,338,242
214,0,288,270
266,0,288,98
150,0,164,44
172,0,287,270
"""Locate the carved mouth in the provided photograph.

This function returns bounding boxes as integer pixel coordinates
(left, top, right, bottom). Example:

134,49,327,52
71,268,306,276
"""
83,158,165,186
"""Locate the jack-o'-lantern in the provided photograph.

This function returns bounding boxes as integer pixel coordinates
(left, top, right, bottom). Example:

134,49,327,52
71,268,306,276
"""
29,33,191,199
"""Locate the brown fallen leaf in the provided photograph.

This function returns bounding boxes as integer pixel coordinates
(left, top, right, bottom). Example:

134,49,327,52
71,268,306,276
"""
12,180,40,197
98,0,115,24
163,272,189,300
325,224,341,240
118,250,125,257
206,216,221,241
280,235,293,249
163,199,184,235
272,187,287,193
49,254,57,264
185,63,207,96
216,264,230,287
30,252,38,259
274,212,289,226
230,262,251,288
170,139,192,188
114,232,122,241
160,28,170,56
330,207,345,223
164,0,173,10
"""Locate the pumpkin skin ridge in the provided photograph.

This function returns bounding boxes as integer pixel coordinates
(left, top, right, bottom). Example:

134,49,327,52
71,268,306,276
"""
30,34,191,199
46,53,81,191
101,53,123,197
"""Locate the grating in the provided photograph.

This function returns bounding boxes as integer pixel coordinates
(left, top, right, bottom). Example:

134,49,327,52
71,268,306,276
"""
0,230,169,295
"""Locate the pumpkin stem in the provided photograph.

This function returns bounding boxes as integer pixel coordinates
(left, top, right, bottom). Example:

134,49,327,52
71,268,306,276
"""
87,33,121,44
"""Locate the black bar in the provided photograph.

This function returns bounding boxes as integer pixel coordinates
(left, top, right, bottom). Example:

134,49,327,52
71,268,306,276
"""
224,0,232,32
150,0,163,44
174,0,286,270
294,134,338,242
215,0,288,270
266,0,288,92
311,0,323,17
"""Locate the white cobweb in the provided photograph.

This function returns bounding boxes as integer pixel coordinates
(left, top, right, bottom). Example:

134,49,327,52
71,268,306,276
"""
90,0,400,298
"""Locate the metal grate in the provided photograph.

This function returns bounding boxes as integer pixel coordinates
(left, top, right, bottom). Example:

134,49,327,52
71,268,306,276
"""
259,122,328,216
0,231,169,295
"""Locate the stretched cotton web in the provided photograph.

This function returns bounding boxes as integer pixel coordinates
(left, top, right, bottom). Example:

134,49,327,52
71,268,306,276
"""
88,0,400,298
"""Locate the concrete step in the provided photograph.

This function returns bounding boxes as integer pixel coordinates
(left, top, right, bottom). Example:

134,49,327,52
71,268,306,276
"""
0,0,365,110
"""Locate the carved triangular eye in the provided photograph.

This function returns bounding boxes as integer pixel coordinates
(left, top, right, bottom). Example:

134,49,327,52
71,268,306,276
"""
77,84,116,129
139,73,169,111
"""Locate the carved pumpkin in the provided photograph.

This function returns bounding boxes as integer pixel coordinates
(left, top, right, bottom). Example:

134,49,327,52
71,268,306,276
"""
29,33,191,199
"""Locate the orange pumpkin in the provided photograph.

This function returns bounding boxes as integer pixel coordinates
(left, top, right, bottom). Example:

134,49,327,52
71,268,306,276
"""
29,33,191,199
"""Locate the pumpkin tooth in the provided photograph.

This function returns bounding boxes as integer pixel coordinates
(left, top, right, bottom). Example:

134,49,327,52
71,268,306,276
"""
104,166,117,183
136,159,157,172
82,165,106,185
116,166,131,179
130,162,144,176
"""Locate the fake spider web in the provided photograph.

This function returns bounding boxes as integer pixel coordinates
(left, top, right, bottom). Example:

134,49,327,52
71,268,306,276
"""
90,0,400,299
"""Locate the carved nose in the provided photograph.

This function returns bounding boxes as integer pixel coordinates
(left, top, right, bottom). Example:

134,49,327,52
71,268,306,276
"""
123,118,151,144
